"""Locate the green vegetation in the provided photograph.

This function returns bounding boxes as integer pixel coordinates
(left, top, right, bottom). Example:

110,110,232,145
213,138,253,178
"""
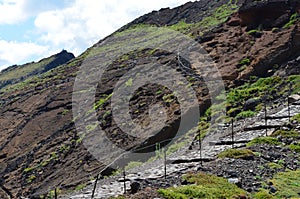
291,113,300,123
167,141,189,155
61,109,69,115
239,58,251,66
253,189,275,199
125,161,143,171
288,75,300,94
93,93,113,111
125,78,133,87
0,57,55,82
23,167,35,173
27,175,36,183
224,75,300,118
42,189,62,199
247,29,261,35
265,162,283,170
109,196,126,199
254,170,300,198
289,142,300,153
283,13,299,28
40,152,58,167
217,148,254,159
85,123,98,132
236,110,256,119
75,183,87,191
59,144,71,153
158,172,246,199
271,129,299,138
163,93,175,103
168,0,238,35
194,2,238,31
246,137,281,147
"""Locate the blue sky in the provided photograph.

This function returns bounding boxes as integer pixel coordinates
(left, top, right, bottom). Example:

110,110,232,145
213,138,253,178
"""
0,0,193,71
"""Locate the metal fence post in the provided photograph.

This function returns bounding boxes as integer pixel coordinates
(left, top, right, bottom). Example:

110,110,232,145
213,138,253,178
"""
199,130,202,166
91,174,100,199
164,147,167,179
123,154,126,194
264,102,268,136
288,98,291,122
54,188,57,199
231,118,234,148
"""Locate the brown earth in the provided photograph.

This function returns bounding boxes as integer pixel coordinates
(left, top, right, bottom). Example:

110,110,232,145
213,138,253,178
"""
0,0,300,198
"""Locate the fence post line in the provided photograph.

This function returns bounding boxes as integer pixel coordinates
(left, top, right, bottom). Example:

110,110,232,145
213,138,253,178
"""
123,154,126,194
54,188,57,199
91,173,100,199
164,146,167,180
264,102,268,136
231,118,234,148
288,98,291,122
288,82,292,122
198,130,202,166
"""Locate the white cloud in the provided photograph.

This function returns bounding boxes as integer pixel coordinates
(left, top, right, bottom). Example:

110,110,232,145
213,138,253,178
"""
0,0,193,70
0,0,28,24
34,0,193,55
0,0,71,25
0,40,50,70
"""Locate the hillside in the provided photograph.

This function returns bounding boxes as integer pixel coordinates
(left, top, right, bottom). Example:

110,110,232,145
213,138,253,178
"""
0,50,74,91
0,0,299,198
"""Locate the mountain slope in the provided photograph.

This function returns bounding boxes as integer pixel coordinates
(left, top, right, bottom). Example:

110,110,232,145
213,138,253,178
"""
0,0,300,198
0,50,74,91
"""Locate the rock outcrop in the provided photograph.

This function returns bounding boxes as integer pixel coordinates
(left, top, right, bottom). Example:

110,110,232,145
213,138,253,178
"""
0,0,299,198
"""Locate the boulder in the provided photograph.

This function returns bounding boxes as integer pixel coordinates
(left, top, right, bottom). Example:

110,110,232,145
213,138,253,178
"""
288,94,300,103
243,98,261,111
130,181,141,194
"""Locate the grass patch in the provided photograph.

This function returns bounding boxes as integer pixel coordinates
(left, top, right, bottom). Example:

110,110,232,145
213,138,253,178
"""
291,113,300,123
239,58,251,66
75,183,87,191
23,167,35,173
283,13,299,28
265,162,283,170
168,1,238,35
94,93,113,110
289,142,300,153
288,75,300,94
125,161,143,171
253,189,275,199
217,148,254,159
246,137,281,147
255,170,300,198
271,129,299,138
236,110,256,119
0,56,55,82
226,75,300,118
158,172,246,199
27,175,36,183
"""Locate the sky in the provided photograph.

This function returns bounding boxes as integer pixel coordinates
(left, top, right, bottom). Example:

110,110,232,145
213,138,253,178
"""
0,0,194,71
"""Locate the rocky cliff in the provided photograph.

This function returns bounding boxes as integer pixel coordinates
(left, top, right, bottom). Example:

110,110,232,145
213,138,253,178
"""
0,0,299,198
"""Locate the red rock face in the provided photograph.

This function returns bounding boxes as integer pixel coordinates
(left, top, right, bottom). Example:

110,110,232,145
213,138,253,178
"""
238,0,293,29
0,0,300,198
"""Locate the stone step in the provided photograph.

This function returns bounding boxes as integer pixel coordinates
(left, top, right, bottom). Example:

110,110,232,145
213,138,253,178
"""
244,124,284,131
209,139,250,146
167,157,215,164
266,115,290,120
